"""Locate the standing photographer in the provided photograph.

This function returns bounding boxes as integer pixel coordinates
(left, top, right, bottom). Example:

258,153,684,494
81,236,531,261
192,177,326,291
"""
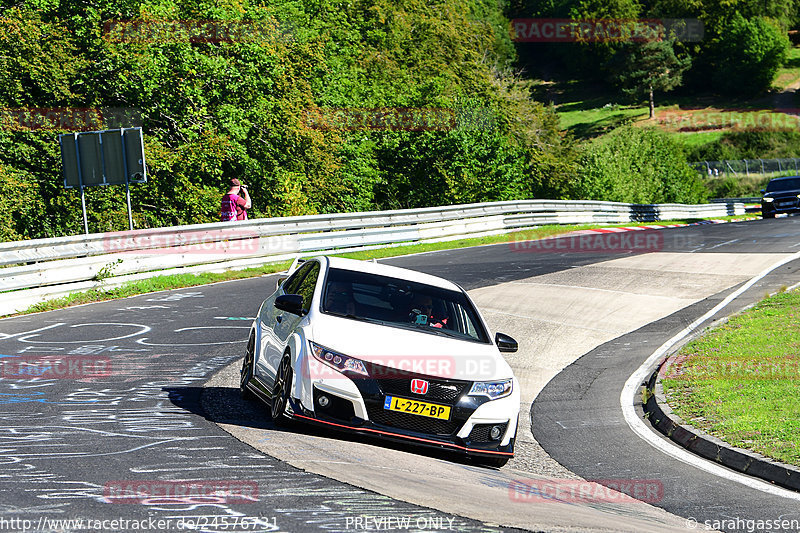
220,178,252,221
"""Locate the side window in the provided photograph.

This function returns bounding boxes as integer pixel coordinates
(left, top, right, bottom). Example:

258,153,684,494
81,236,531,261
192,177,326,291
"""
295,263,321,311
283,262,312,295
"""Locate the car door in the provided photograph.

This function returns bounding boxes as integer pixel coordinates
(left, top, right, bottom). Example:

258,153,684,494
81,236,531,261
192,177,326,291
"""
261,260,321,392
257,261,315,385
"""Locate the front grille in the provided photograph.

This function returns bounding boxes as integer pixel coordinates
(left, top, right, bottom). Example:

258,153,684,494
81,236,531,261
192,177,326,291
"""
468,423,508,443
378,378,467,404
363,361,471,405
366,404,462,435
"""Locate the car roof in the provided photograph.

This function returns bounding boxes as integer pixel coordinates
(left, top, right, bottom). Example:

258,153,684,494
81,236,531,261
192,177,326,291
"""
321,256,462,291
769,175,800,182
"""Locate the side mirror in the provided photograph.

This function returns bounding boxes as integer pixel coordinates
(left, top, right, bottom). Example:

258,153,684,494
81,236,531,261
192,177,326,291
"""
275,294,305,316
495,332,518,353
760,189,766,194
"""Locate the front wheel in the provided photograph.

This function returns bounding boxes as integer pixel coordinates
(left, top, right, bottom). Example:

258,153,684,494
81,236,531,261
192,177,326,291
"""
240,332,256,401
270,355,294,426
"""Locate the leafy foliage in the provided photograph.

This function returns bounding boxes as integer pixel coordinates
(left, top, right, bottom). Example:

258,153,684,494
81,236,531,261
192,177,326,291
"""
706,14,790,95
687,130,800,161
574,126,708,204
515,0,795,104
0,0,582,240
2,0,726,242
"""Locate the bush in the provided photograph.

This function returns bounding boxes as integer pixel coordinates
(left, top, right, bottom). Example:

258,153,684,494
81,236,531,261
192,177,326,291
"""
575,126,708,204
708,14,790,96
687,130,800,161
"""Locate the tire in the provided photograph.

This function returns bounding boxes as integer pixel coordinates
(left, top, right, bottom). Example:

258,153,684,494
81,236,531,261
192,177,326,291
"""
270,355,294,426
762,213,775,219
240,332,257,401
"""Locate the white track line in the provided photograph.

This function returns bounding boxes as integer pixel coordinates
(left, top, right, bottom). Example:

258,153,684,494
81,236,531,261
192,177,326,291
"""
621,250,800,501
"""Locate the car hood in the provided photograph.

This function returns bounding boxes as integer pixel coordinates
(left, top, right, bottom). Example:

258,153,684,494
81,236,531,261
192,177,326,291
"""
308,312,514,382
764,190,800,199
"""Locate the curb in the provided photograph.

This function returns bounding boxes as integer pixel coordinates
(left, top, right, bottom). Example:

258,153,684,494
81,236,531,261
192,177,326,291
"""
643,358,800,492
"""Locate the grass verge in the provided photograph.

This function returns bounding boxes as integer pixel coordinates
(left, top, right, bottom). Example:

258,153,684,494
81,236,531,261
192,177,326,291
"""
6,217,752,318
662,288,800,467
20,262,293,315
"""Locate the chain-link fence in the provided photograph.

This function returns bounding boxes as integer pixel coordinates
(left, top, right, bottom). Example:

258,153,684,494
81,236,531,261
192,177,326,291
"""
691,158,800,198
691,158,800,179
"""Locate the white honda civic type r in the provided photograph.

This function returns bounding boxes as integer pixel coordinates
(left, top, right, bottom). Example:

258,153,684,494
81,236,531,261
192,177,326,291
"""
240,256,520,467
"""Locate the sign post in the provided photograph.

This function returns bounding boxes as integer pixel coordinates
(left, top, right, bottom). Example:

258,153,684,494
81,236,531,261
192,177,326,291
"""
59,127,147,234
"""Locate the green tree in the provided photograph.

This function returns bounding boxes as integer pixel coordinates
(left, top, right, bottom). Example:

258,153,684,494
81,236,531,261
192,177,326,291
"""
708,13,789,95
611,39,690,119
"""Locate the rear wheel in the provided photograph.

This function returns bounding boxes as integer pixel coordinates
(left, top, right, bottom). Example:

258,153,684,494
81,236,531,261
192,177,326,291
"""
270,355,294,426
240,332,256,401
762,213,775,219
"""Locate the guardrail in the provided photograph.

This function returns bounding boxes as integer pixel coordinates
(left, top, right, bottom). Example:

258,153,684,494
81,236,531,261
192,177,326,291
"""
0,199,745,316
709,197,761,204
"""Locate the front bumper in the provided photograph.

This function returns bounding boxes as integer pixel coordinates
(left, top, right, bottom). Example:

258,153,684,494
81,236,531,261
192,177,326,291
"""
293,360,518,459
762,197,800,216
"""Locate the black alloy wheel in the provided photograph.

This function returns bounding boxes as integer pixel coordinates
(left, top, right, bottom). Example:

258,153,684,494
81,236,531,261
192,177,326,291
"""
240,332,256,400
271,355,294,426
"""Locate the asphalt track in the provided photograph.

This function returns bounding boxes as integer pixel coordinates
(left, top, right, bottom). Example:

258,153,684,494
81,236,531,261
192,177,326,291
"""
0,217,798,532
531,220,800,533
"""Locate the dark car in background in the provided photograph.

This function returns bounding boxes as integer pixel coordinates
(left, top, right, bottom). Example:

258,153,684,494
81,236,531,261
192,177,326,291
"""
761,176,800,219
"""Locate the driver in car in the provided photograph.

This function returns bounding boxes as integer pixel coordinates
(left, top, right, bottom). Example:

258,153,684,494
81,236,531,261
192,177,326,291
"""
410,294,448,329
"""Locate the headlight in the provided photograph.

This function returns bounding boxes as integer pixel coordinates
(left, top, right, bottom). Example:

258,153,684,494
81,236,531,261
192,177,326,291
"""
763,197,774,203
309,342,368,376
469,379,512,400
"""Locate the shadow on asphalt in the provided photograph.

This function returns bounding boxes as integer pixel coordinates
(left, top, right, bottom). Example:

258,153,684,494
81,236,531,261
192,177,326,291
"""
167,385,493,468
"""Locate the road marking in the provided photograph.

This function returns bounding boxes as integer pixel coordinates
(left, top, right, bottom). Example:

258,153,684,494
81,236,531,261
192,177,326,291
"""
16,323,151,343
621,250,800,501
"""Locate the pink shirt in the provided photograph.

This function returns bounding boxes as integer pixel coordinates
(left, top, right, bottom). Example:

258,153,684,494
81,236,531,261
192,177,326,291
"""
220,194,247,221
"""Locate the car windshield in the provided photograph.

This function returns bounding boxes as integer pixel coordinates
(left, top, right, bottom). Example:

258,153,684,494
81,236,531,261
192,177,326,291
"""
321,267,490,343
766,177,800,193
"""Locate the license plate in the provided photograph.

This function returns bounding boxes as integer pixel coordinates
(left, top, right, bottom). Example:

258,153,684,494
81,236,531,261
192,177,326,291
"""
383,396,451,420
